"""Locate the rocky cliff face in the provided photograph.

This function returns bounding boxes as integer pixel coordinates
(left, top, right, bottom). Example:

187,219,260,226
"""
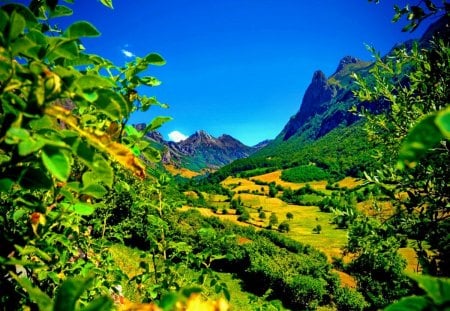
281,70,336,140
278,55,371,142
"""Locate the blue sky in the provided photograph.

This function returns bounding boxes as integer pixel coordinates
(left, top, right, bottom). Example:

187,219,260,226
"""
49,1,430,145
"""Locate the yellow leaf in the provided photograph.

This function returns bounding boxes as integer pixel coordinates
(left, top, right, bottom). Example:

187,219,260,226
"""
45,105,146,178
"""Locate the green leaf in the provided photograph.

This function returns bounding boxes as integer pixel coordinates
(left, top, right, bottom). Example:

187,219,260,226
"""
74,75,116,91
11,274,53,311
124,125,140,137
144,53,166,66
50,5,73,18
81,184,107,199
0,178,14,192
13,208,27,222
54,277,94,311
1,4,37,28
18,137,46,156
82,156,114,188
30,115,55,130
95,89,129,120
8,11,26,41
409,274,450,305
72,202,95,216
11,35,36,57
145,116,172,133
64,21,100,38
435,106,450,139
47,39,79,61
41,147,71,181
139,76,161,87
0,10,8,33
5,128,30,144
385,295,429,311
99,0,114,9
0,153,11,165
81,296,114,311
397,114,443,169
142,146,161,163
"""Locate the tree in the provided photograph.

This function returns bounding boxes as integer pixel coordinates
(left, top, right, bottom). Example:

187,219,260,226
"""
353,10,450,276
312,225,322,234
278,221,290,233
259,211,266,219
268,213,278,229
268,182,278,197
0,0,170,307
286,212,294,221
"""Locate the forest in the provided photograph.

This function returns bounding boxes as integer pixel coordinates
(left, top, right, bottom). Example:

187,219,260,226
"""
0,0,449,310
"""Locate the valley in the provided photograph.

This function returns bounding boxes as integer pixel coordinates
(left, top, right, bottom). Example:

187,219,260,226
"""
0,1,448,311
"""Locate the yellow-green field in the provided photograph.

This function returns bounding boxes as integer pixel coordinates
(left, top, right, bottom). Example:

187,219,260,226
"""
190,172,417,273
164,164,200,178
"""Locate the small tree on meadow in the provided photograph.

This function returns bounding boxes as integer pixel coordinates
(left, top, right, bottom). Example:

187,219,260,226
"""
269,213,278,229
278,221,290,233
286,212,294,221
259,211,266,220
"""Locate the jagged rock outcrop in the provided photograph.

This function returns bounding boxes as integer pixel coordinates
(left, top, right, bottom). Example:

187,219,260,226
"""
281,70,336,140
332,55,361,76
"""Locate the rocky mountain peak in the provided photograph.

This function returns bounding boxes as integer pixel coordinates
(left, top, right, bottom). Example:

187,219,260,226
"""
333,56,361,75
281,69,335,140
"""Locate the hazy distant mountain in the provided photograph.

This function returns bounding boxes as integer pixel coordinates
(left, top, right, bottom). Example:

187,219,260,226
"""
135,126,264,172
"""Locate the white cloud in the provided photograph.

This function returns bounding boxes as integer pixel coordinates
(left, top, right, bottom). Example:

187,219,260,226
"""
168,130,188,142
121,49,135,58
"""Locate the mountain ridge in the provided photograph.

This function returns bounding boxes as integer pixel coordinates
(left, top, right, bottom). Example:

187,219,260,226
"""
135,125,266,171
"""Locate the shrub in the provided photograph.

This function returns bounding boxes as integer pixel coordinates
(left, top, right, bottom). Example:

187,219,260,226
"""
237,209,250,222
312,224,322,234
278,221,290,233
334,287,368,311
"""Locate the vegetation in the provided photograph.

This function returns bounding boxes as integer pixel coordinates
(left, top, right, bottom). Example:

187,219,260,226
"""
281,165,330,183
1,0,449,310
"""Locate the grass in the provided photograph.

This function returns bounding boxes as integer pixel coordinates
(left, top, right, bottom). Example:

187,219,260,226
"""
164,164,200,178
336,176,363,189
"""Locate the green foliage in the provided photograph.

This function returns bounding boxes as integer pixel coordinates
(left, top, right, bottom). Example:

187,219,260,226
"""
278,221,290,233
268,212,278,228
346,215,414,308
352,13,450,277
370,0,449,32
385,274,450,311
281,165,330,183
0,0,173,308
268,182,278,198
312,225,322,234
286,212,293,221
334,286,368,311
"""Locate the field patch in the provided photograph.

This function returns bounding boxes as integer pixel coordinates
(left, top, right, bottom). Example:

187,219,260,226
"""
251,170,329,192
336,176,363,189
164,164,200,178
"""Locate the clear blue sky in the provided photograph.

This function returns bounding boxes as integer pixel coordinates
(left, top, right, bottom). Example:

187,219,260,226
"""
45,1,431,145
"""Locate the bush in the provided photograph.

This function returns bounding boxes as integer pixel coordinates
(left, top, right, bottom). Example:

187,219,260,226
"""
278,221,290,233
334,287,368,311
238,209,250,222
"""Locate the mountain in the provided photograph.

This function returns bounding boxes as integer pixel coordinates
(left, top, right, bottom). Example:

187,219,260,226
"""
280,55,371,142
214,16,449,181
136,126,263,172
